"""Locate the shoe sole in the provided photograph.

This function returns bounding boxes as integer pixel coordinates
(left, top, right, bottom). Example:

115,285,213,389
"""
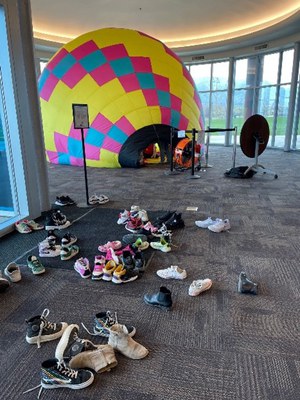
46,221,71,231
143,297,172,311
41,374,94,390
28,268,45,275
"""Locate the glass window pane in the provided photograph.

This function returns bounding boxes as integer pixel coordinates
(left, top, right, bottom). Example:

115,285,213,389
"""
198,92,210,124
274,84,290,147
212,61,229,90
281,49,294,84
261,53,279,85
190,64,211,91
257,86,277,119
235,57,257,89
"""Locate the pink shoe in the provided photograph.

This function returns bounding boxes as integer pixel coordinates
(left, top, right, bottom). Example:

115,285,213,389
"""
92,255,106,280
98,241,122,252
143,221,158,233
105,248,119,264
74,257,91,279
114,244,135,256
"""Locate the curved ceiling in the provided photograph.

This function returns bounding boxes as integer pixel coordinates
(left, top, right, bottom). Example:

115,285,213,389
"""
31,0,300,54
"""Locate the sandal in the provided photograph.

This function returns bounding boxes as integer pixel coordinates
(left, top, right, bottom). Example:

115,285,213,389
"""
15,221,32,234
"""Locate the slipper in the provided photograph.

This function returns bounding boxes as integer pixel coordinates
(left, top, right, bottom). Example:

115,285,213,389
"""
98,241,122,252
15,221,32,234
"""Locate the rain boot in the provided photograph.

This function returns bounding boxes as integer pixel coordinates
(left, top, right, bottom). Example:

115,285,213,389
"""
237,272,258,295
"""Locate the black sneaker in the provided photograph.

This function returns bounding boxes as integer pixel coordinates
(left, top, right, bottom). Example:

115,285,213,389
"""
61,232,77,247
165,212,185,229
0,272,10,293
153,211,176,227
121,250,135,270
45,210,71,230
25,308,68,348
65,196,76,205
55,324,98,362
40,358,94,390
55,196,69,206
47,230,59,246
82,311,136,338
134,251,146,272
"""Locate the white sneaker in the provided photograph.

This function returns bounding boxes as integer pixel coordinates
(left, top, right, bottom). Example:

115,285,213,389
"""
156,265,187,280
189,279,212,296
4,262,22,282
195,217,221,228
138,209,149,223
130,205,140,213
208,219,231,233
117,210,130,225
39,243,61,257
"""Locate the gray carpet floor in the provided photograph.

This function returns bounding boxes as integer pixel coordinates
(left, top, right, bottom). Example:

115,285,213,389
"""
0,145,299,400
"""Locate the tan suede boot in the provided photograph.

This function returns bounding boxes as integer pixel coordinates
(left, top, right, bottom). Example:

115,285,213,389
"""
108,323,149,359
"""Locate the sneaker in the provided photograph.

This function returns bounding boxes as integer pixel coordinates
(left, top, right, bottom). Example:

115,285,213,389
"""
15,220,32,234
89,194,109,205
74,258,91,278
130,205,140,213
37,358,94,393
45,210,71,230
117,210,130,225
86,311,136,338
143,221,158,233
132,237,149,251
112,265,139,284
0,271,10,292
207,219,231,233
55,324,117,373
102,260,117,281
27,256,45,275
122,233,148,245
195,217,221,228
39,243,61,257
137,209,149,223
98,241,122,252
23,219,44,230
188,279,212,296
125,217,143,233
92,255,106,280
153,210,176,227
121,250,135,270
61,232,77,247
165,212,185,229
4,262,22,282
133,251,146,272
43,230,59,246
25,308,68,347
151,223,172,238
156,265,187,280
55,196,69,206
150,238,171,252
60,245,80,261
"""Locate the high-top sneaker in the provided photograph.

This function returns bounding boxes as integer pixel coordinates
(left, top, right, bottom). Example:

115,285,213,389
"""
121,250,135,270
125,216,143,233
55,324,118,373
45,210,71,230
92,255,106,280
133,251,146,272
25,308,68,348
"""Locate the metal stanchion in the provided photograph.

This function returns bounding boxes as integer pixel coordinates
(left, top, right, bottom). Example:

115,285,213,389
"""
165,127,180,176
187,128,200,179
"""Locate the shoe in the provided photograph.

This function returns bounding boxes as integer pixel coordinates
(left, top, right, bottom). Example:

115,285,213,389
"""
15,220,32,234
188,279,212,296
41,230,59,246
82,311,136,338
45,210,71,230
55,196,69,206
151,223,172,238
142,221,158,234
61,232,77,247
39,243,61,257
133,251,146,272
33,358,94,394
55,324,117,373
132,237,149,251
125,217,143,233
92,255,106,280
208,219,231,233
137,209,149,223
0,271,10,292
237,272,258,295
89,194,109,205
121,250,135,270
112,265,139,284
4,262,22,282
23,219,44,230
150,237,171,252
195,217,221,228
74,257,91,278
25,308,68,348
98,241,122,252
60,245,80,261
130,205,140,213
105,247,120,264
117,210,130,225
108,323,148,359
144,286,172,310
122,233,148,245
153,211,176,227
102,260,117,281
156,265,187,280
165,212,185,229
27,256,45,275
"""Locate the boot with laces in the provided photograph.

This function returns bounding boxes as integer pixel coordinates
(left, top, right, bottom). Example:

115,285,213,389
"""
108,323,148,359
55,324,118,373
25,308,68,348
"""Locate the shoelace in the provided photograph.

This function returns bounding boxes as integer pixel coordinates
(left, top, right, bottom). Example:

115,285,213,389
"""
23,360,78,399
36,309,57,349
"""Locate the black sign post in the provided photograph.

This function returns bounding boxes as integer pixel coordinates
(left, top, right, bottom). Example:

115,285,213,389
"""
72,104,91,207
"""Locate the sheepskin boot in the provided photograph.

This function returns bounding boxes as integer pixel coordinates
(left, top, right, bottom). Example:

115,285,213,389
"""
55,324,118,373
108,323,148,359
